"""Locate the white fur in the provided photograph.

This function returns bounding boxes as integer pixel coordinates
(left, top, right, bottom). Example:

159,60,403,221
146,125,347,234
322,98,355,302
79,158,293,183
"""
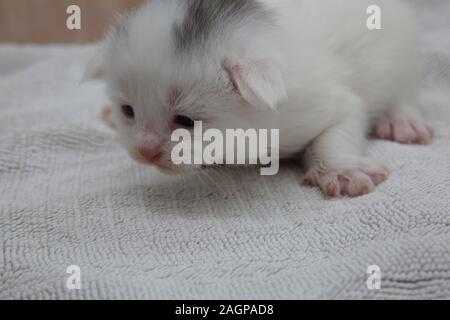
88,0,430,196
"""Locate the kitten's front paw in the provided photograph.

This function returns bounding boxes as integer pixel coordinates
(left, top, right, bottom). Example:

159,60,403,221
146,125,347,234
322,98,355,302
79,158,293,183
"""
303,162,389,198
375,117,433,145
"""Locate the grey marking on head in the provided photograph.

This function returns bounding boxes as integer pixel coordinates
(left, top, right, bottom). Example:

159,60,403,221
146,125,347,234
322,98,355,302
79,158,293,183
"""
173,0,271,53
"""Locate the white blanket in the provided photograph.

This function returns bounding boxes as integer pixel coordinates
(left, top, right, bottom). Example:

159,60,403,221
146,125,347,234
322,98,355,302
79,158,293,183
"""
1,1,450,299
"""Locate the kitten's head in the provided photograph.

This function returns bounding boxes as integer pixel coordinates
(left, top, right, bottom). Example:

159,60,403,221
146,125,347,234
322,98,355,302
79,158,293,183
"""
85,1,286,174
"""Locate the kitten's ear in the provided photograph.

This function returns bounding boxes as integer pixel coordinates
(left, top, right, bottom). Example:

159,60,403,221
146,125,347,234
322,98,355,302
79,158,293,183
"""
225,59,287,110
82,48,106,82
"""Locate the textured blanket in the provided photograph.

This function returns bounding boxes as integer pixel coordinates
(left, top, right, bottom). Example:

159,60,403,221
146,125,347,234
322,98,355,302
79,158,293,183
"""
1,1,450,299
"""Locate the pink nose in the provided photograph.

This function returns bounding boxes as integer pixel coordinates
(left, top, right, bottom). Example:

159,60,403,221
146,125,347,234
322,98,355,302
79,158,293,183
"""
138,147,162,163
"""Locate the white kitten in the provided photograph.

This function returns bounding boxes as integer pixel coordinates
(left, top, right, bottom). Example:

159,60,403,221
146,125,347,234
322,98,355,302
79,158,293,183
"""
86,0,433,197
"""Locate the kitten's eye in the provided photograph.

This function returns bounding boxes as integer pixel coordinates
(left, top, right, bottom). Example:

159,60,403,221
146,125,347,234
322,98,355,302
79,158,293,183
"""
174,115,195,128
121,105,135,119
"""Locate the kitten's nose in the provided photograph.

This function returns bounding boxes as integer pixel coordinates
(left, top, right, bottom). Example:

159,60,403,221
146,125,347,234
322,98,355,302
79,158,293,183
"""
138,146,162,163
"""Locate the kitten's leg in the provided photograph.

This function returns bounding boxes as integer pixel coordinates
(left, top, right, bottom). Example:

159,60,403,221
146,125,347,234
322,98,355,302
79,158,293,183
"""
303,91,389,198
375,103,433,144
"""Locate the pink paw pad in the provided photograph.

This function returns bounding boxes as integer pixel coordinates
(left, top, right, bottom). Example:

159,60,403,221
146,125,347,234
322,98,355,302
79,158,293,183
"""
304,165,389,198
375,117,433,145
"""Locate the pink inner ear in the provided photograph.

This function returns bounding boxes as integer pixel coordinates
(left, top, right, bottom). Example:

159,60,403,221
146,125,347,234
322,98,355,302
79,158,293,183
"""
223,59,287,110
224,61,266,108
224,64,241,93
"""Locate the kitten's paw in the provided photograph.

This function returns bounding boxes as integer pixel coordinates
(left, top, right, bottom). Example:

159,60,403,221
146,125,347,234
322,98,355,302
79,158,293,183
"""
303,162,389,198
101,106,117,129
375,116,433,145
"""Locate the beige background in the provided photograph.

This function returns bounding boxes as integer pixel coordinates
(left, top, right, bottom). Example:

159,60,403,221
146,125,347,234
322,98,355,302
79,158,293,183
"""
0,0,145,43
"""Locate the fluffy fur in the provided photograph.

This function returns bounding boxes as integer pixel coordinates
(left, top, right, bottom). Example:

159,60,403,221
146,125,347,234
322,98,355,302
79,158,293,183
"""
87,0,433,197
